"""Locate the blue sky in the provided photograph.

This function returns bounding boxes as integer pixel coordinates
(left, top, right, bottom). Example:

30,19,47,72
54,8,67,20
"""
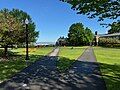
0,0,113,42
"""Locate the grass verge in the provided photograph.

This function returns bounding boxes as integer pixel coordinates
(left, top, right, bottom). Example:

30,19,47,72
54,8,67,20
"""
11,47,54,55
58,46,87,72
94,47,120,90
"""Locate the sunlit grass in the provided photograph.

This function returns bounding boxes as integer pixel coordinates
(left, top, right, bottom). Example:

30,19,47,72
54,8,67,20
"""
58,46,87,72
59,46,87,59
94,47,120,90
94,47,120,64
11,47,54,55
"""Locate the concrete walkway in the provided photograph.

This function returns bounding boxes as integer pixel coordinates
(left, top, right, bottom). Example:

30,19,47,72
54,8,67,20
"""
77,47,96,62
49,47,59,56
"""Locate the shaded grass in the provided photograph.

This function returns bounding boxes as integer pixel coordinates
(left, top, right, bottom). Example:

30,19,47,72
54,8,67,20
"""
57,57,75,72
58,46,86,72
0,47,54,82
0,56,26,82
94,47,120,90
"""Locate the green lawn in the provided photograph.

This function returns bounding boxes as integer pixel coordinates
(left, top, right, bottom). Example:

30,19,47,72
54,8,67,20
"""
94,47,120,90
0,47,54,82
58,46,86,72
11,47,54,55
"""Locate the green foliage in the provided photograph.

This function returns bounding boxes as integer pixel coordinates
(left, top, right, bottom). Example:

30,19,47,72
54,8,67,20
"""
67,23,93,46
0,9,23,47
0,8,39,46
68,23,84,46
85,27,94,43
56,36,68,46
0,8,39,57
10,9,39,43
108,21,120,34
99,38,120,47
61,0,120,23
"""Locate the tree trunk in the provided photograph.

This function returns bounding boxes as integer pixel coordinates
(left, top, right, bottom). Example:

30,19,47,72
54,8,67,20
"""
4,46,8,58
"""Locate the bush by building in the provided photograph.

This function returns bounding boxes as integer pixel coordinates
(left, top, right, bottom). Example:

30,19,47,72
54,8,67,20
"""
99,38,120,48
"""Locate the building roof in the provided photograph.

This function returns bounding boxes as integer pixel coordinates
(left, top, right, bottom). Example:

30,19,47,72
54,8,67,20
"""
98,32,120,37
35,42,55,46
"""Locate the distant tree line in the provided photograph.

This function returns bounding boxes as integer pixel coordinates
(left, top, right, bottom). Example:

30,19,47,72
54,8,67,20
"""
56,23,94,46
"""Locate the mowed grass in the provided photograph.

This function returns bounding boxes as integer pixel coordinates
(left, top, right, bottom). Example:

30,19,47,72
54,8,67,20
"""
0,47,54,82
58,46,87,72
94,47,120,90
11,47,54,55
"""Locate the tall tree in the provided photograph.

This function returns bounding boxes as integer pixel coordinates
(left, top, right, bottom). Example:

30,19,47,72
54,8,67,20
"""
10,9,39,43
0,8,39,58
0,9,23,57
56,36,67,46
61,0,120,25
85,27,94,44
67,23,93,46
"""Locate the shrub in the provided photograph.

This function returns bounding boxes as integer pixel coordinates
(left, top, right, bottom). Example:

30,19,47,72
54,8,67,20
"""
99,38,120,48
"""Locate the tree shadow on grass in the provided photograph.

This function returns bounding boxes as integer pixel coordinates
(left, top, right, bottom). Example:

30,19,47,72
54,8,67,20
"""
99,63,120,90
58,57,106,90
0,49,44,82
0,49,18,58
57,57,75,72
0,56,108,90
58,57,120,90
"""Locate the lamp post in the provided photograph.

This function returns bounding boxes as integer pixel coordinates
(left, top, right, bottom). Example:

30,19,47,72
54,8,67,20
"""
25,18,29,62
95,31,98,46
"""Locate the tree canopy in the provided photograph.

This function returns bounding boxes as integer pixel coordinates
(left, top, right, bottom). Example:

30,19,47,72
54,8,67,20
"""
61,0,120,24
56,36,67,46
0,8,39,57
108,21,120,34
67,23,93,46
10,9,39,43
0,9,23,47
